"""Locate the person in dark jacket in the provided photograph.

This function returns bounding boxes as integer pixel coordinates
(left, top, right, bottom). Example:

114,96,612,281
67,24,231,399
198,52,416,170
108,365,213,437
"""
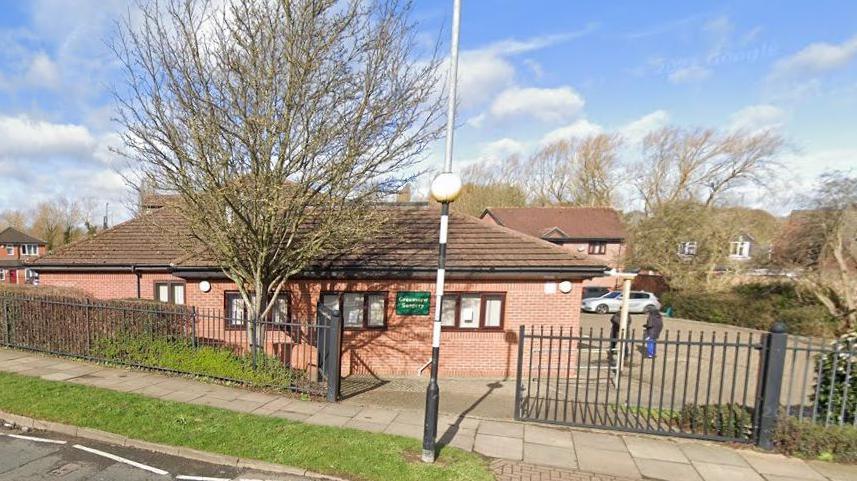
644,309,664,359
609,312,632,362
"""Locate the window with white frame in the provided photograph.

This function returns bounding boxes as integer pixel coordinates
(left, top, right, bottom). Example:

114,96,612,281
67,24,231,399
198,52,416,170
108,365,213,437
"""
678,241,698,256
321,292,386,329
729,240,751,258
0,269,5,281
440,292,505,330
20,244,38,256
154,282,186,305
224,292,290,329
4,246,12,256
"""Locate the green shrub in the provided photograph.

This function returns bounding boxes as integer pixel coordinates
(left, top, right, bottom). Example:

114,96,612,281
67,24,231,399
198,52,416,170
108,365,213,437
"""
677,404,755,441
774,416,857,463
661,282,839,337
92,335,298,390
811,331,857,426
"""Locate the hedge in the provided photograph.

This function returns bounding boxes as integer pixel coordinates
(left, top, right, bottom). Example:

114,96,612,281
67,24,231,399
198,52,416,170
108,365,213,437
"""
812,331,857,426
774,416,857,463
661,283,839,337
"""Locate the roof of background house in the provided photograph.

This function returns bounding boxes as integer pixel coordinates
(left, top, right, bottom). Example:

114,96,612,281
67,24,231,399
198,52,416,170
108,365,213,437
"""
0,227,46,245
0,259,27,268
32,203,607,278
481,207,626,241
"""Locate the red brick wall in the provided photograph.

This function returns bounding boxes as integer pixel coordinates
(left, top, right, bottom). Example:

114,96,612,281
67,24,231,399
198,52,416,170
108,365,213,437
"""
40,271,584,377
555,241,625,270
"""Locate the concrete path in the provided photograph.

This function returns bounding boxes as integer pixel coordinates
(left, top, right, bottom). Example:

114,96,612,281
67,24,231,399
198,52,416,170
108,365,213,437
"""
1,348,855,481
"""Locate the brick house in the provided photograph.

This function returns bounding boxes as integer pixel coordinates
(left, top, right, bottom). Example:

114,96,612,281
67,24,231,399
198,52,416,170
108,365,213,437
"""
0,227,46,285
480,207,626,289
32,201,607,377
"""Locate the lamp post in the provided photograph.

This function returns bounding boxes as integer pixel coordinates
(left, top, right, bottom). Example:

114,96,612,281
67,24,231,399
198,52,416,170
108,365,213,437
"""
422,0,462,464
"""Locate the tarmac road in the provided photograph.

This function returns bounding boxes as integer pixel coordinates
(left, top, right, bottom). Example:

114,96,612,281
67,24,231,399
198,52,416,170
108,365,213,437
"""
0,426,308,481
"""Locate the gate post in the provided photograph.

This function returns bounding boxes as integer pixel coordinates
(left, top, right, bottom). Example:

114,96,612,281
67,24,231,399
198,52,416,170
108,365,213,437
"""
325,311,342,402
2,299,9,345
757,321,788,449
190,307,198,348
514,325,526,420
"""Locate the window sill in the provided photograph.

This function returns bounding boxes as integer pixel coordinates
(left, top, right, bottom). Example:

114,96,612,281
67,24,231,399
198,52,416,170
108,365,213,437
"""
442,327,505,333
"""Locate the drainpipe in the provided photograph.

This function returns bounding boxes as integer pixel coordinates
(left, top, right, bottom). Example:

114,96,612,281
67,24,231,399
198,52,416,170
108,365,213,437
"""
132,266,142,298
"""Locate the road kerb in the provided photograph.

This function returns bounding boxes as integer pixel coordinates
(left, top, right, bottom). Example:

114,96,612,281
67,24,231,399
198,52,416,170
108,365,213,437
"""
0,409,344,480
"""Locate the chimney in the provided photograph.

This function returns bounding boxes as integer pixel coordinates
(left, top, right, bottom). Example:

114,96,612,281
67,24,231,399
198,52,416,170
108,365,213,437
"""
397,184,412,203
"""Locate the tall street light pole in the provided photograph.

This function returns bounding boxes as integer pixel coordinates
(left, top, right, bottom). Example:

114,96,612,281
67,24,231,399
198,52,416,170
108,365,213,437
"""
422,0,463,464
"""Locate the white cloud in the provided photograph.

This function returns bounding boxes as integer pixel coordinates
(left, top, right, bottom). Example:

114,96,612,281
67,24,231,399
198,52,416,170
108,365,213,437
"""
729,104,787,132
477,138,527,161
0,115,130,218
440,28,597,110
772,34,857,78
0,115,95,158
487,86,585,123
540,119,603,145
454,51,516,109
478,26,598,56
620,110,670,144
523,59,544,79
668,65,712,84
25,53,61,89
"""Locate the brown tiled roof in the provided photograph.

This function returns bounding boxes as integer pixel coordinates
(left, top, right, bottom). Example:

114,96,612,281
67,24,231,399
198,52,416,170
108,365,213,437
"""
34,204,606,276
32,206,196,267
482,207,626,241
0,227,46,245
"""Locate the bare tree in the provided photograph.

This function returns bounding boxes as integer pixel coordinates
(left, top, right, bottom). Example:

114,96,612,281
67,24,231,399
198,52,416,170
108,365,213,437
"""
511,134,624,207
571,134,623,207
524,141,575,205
113,0,443,347
0,210,27,231
451,182,527,217
779,172,857,332
628,202,744,289
27,198,90,250
635,127,784,214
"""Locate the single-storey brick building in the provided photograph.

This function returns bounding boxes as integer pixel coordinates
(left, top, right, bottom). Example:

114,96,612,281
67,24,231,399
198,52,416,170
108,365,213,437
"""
32,200,607,377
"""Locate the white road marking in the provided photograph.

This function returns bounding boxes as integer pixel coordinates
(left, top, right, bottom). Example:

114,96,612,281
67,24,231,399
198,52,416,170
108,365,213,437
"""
4,433,67,445
72,444,169,476
176,476,230,481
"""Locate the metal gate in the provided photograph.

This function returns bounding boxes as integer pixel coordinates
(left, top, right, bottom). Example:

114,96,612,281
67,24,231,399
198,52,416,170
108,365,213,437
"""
514,325,767,443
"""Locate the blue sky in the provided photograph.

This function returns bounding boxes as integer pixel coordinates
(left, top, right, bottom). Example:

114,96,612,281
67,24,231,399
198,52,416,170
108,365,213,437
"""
1,1,856,220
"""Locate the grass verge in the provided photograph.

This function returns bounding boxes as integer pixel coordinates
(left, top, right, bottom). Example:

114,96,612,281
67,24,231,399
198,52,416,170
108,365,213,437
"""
0,372,492,481
92,335,298,390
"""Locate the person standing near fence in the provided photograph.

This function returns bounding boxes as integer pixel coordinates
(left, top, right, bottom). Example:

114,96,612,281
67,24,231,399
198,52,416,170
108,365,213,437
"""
609,312,631,363
643,309,663,359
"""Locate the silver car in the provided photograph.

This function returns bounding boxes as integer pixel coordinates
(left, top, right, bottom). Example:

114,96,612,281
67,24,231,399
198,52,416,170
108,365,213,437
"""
581,290,661,314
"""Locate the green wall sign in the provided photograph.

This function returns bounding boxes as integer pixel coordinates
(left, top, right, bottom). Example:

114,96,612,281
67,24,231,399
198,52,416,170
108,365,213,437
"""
396,291,431,316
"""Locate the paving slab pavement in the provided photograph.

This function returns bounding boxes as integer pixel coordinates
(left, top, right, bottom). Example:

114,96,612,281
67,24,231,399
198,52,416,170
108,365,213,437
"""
0,348,850,481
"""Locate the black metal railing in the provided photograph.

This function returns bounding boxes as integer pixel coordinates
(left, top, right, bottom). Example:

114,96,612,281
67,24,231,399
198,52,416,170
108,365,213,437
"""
515,323,856,446
515,326,763,443
782,334,856,427
0,294,342,399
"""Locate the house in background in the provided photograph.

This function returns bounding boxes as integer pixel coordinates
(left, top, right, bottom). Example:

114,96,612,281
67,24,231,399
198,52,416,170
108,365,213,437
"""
0,227,46,285
32,200,608,378
677,233,758,261
480,207,626,289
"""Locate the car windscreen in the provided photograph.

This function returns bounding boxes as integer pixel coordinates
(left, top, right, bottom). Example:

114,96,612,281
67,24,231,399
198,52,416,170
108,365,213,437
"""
601,291,621,299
